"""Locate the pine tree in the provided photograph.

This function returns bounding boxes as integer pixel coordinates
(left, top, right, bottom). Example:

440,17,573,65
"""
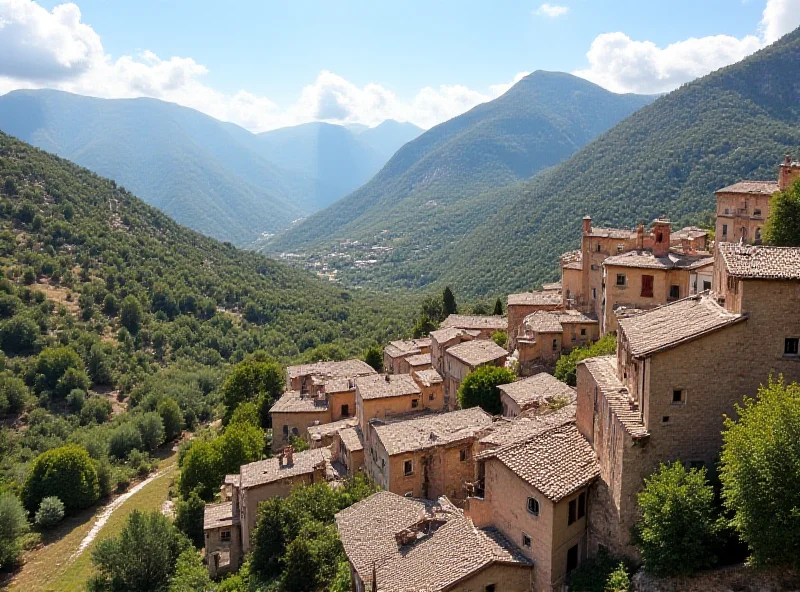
493,298,503,315
442,287,457,317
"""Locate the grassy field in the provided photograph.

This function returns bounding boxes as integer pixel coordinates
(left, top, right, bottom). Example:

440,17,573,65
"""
6,451,178,592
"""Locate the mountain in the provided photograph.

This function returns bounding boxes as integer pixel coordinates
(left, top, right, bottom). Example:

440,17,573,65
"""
433,27,800,295
254,120,421,209
0,90,420,244
0,130,410,362
266,71,655,270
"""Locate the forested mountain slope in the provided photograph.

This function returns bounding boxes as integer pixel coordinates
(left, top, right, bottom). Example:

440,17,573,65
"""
268,71,654,255
435,27,800,295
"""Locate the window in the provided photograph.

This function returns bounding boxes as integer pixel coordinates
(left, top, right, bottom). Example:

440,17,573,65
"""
485,585,496,592
282,425,289,437
755,227,762,242
641,275,654,298
672,389,685,404
656,231,663,243
785,338,799,356
592,287,597,300
662,416,670,423
567,544,579,572
522,533,531,548
616,273,626,286
404,460,413,476
581,328,586,336
722,224,728,236
617,243,624,252
411,399,419,408
754,208,762,216
552,338,558,351
596,243,601,252
460,448,468,462
429,392,435,401
578,492,586,519
341,404,349,417
669,285,680,299
527,497,539,516
291,427,299,436
703,280,712,291
381,458,385,470
220,530,231,542
568,499,577,525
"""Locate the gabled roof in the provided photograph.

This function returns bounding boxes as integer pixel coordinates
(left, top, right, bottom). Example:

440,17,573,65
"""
413,368,443,386
373,407,493,456
335,492,530,592
338,426,364,452
239,448,329,489
356,373,421,400
307,417,358,442
716,180,779,195
507,291,562,306
478,403,577,449
429,326,471,344
718,243,800,280
405,353,432,367
269,390,329,414
587,226,636,240
579,356,648,439
603,250,713,271
481,423,599,502
524,310,563,333
440,314,508,331
446,339,508,367
203,501,239,530
618,294,745,358
287,359,377,380
497,373,576,410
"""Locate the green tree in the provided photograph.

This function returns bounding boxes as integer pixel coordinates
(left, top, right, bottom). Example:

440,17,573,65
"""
0,373,29,414
221,358,283,424
228,401,260,428
605,563,631,592
0,491,30,570
34,346,83,396
179,439,222,500
109,423,143,459
633,461,719,576
103,293,119,316
0,316,39,355
442,286,457,317
764,179,800,246
491,330,507,348
363,345,383,372
554,334,616,387
493,297,503,315
720,377,800,567
90,509,190,592
168,549,214,592
35,496,65,528
158,398,184,442
120,295,142,334
215,423,263,477
174,491,206,549
457,366,516,415
289,434,310,452
249,497,286,581
88,343,113,385
22,444,100,513
281,522,342,592
411,314,437,339
136,412,166,451
81,395,113,425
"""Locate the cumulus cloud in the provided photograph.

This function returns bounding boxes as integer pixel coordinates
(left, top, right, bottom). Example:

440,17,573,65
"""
535,3,569,18
0,0,524,131
573,0,800,94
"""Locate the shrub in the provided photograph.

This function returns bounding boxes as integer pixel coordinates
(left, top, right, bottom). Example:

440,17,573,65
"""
136,412,165,451
0,316,40,355
0,491,30,570
555,334,616,386
81,395,113,425
66,388,86,412
633,461,719,576
158,398,183,442
34,346,83,396
0,373,28,415
605,563,631,592
22,444,100,513
168,549,214,592
109,423,143,459
35,496,65,528
457,365,516,415
119,295,142,334
56,367,90,398
568,547,633,592
491,330,507,347
363,345,383,372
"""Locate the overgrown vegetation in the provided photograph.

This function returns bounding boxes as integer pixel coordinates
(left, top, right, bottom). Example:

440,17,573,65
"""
764,179,800,246
457,366,516,415
554,334,616,386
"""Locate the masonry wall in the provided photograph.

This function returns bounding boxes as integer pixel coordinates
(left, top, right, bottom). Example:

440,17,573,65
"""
329,390,356,422
562,267,582,309
357,392,420,434
509,301,562,351
715,191,770,245
446,563,534,592
271,409,331,453
417,380,445,411
205,524,242,577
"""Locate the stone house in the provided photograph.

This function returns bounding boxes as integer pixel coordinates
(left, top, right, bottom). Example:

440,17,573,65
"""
466,421,599,592
405,352,433,373
336,492,533,592
443,339,509,408
332,425,365,476
204,500,241,578
355,373,422,433
413,368,445,411
285,358,376,393
364,407,493,502
308,417,358,449
440,314,508,340
499,373,577,418
514,310,599,375
507,290,563,351
430,326,477,377
269,389,331,453
383,338,432,374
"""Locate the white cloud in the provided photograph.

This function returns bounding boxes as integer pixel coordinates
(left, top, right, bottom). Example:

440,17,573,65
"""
573,0,800,94
535,3,569,18
0,0,523,131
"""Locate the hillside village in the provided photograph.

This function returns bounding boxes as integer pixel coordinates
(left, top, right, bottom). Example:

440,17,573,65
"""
199,157,800,590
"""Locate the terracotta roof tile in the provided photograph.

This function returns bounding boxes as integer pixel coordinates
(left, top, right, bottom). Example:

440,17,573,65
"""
587,226,636,240
507,291,562,306
269,390,329,414
719,243,800,280
287,359,376,380
446,340,508,367
356,374,421,400
203,501,239,530
478,404,577,449
603,250,713,270
441,315,508,331
413,368,443,386
498,373,576,410
716,180,779,195
307,417,358,442
405,353,432,367
524,310,563,333
580,356,648,439
239,448,329,489
338,426,364,452
373,407,493,456
618,294,745,358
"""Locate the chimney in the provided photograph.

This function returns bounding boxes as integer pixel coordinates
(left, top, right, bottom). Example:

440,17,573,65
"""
652,218,671,257
283,445,294,466
681,237,693,254
779,154,800,191
582,216,592,234
636,224,645,250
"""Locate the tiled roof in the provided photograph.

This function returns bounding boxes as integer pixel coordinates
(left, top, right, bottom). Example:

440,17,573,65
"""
239,448,330,489
441,314,508,331
338,426,364,452
672,226,709,241
203,501,239,530
587,226,636,240
335,492,530,592
405,353,432,367
557,309,598,324
429,327,473,344
287,359,377,380
384,338,430,359
446,339,508,367
308,417,358,442
483,423,599,502
525,310,563,333
224,474,239,487
580,356,648,439
716,180,779,195
618,294,745,358
325,378,356,394
603,250,713,270
718,243,800,280
498,373,576,410
507,291,562,306
413,368,443,386
542,282,562,292
479,403,577,449
356,373,421,400
561,250,583,270
373,407,493,456
269,390,329,414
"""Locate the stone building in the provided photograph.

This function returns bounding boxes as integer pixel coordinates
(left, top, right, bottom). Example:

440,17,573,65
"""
405,352,433,373
308,417,358,449
466,420,599,592
514,310,599,375
336,492,533,592
355,373,445,434
499,373,577,418
440,314,508,340
285,358,376,393
332,425,365,475
383,338,432,374
204,500,241,578
507,290,563,351
364,407,493,501
430,327,478,377
443,339,509,407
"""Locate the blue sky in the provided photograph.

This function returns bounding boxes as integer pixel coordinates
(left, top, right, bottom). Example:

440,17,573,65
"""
1,0,799,130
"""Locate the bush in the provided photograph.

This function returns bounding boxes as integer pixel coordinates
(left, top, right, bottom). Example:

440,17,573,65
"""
0,372,28,415
633,461,719,576
554,334,616,386
66,388,86,412
56,367,90,398
81,395,113,425
491,330,507,347
606,563,631,592
109,423,143,459
0,491,30,570
363,345,383,372
136,412,165,451
120,295,142,334
95,459,113,498
720,377,800,567
22,444,100,513
168,549,214,592
35,496,65,528
0,315,40,355
457,365,516,415
158,398,183,442
568,547,633,592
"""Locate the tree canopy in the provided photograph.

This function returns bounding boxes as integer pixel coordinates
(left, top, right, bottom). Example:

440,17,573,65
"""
457,366,516,415
764,179,800,246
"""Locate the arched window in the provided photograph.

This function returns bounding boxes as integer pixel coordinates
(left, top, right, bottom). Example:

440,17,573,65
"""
527,497,540,516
